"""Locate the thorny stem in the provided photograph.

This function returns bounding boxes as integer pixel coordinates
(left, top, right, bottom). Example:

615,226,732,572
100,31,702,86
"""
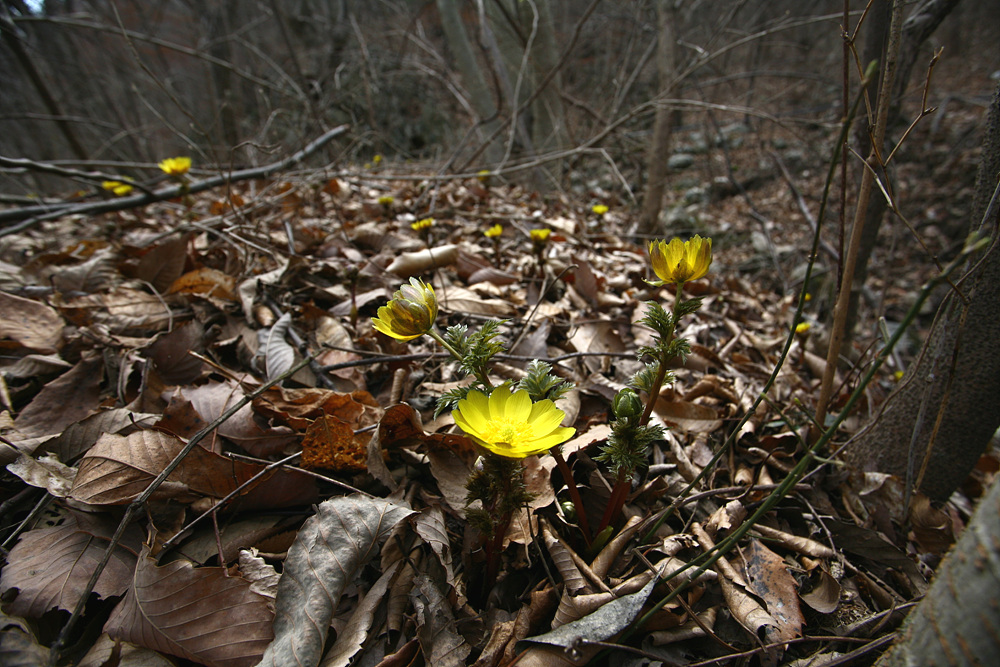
639,282,684,426
600,283,685,534
479,458,518,603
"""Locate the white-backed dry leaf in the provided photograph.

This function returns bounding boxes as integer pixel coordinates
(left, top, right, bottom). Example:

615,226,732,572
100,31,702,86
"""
653,399,722,433
256,496,414,667
262,312,296,382
386,244,458,276
6,454,75,497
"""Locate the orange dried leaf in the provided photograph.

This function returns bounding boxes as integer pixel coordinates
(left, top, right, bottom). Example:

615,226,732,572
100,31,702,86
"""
167,268,237,301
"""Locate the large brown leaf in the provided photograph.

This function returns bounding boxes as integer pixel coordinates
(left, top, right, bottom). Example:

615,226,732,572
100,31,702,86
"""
0,291,63,353
105,546,274,667
70,430,317,509
0,513,138,618
256,495,414,667
11,354,103,445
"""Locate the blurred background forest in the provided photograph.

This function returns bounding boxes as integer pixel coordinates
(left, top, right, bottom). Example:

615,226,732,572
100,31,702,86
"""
3,0,998,198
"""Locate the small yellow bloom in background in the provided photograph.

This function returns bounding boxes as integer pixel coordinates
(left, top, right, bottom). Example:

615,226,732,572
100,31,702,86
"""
102,180,133,197
894,370,904,381
373,154,383,165
453,386,575,459
530,228,551,243
158,156,191,176
477,169,492,183
648,235,712,285
378,195,395,206
372,277,438,341
484,224,503,238
592,204,609,215
804,293,812,302
795,321,811,334
411,217,434,232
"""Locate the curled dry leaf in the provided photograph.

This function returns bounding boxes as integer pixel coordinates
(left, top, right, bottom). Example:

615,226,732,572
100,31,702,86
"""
0,292,63,354
167,267,238,301
385,244,458,276
11,354,103,447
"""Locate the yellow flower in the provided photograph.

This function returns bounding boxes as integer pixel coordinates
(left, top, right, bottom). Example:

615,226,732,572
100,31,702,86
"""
102,180,133,196
453,386,574,459
411,217,435,232
378,195,395,206
592,204,609,215
484,224,503,238
373,154,383,165
795,321,811,334
158,156,191,176
530,228,551,243
372,277,438,341
648,235,712,285
477,169,492,183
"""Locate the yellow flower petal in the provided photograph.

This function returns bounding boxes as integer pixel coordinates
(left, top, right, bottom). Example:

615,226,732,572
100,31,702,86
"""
453,388,574,459
649,235,713,284
158,156,191,176
371,278,437,341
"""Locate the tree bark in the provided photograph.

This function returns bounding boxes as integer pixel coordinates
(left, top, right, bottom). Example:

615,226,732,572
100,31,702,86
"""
845,80,1000,503
637,0,678,237
874,470,1000,666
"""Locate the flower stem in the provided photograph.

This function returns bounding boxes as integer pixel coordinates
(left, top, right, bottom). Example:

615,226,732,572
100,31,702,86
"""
597,468,630,535
640,282,685,426
427,328,462,362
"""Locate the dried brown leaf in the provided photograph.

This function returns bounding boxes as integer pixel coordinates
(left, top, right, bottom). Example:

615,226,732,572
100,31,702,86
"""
12,354,103,446
0,513,138,618
105,546,274,667
743,538,804,642
70,430,317,509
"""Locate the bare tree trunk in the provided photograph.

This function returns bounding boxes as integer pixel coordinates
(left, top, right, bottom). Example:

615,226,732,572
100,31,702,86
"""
436,0,503,164
843,0,962,342
1,3,88,160
875,469,1000,666
637,0,678,236
845,80,1000,503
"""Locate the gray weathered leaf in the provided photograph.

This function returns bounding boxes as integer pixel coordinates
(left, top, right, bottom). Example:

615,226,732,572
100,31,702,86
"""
319,560,401,667
521,572,659,650
255,495,414,667
263,312,295,382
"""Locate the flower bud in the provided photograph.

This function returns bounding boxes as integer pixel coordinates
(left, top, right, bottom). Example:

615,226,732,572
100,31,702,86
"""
613,388,643,421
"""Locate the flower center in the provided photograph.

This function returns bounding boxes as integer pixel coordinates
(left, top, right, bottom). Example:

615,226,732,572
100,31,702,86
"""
482,417,533,447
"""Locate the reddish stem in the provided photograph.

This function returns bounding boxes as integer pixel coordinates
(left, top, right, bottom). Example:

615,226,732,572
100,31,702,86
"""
597,468,630,535
552,449,592,546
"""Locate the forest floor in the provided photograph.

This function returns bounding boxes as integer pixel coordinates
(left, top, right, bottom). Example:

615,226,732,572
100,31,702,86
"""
0,77,997,667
